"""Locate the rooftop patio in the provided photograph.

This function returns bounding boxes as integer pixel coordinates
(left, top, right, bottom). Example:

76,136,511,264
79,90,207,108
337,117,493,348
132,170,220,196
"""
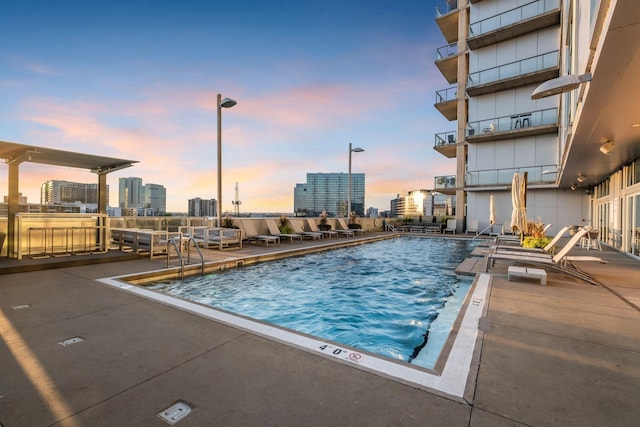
1,232,639,426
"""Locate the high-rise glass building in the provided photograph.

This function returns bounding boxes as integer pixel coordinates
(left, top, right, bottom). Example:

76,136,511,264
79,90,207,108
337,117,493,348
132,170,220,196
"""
300,172,365,217
143,183,166,215
118,177,166,215
293,184,307,215
119,177,143,209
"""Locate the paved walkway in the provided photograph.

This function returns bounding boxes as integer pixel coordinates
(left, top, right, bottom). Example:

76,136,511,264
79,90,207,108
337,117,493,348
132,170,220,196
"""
1,235,639,426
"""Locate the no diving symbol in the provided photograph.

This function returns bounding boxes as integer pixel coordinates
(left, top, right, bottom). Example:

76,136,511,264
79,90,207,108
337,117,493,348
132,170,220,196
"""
348,352,362,362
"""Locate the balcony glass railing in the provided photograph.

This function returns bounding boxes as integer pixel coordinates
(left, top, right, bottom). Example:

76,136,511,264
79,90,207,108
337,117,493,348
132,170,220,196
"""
435,131,458,147
465,165,558,187
469,0,560,37
436,42,458,60
466,107,558,137
467,51,558,87
436,0,458,17
435,87,457,104
435,175,457,189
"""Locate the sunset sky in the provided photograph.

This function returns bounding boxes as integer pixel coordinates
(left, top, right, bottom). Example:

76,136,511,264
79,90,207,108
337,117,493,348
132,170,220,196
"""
1,0,454,213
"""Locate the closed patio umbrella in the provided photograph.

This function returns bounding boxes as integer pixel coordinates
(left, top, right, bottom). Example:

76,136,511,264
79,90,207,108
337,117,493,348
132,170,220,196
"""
510,172,519,233
521,171,528,235
510,172,528,239
489,194,496,234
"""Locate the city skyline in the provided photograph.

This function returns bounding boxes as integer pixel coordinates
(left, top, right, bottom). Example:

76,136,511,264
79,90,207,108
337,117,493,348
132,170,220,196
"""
0,0,454,213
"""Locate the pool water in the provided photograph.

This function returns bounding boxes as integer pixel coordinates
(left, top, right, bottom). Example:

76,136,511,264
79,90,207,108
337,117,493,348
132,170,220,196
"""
149,237,478,369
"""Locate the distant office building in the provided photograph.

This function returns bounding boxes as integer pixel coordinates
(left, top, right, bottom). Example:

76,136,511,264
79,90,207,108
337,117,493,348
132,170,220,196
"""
143,183,166,215
293,184,307,215
3,193,28,204
118,177,166,215
391,190,455,218
299,172,365,217
106,206,122,217
121,208,138,217
41,180,103,205
119,177,144,209
366,207,379,218
188,198,217,217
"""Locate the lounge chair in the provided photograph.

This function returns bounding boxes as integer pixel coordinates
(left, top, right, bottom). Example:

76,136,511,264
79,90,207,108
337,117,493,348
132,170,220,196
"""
486,227,606,285
443,219,456,234
466,219,479,235
289,220,323,240
337,218,366,236
265,219,303,243
332,219,354,237
238,220,280,246
494,225,571,254
306,218,338,238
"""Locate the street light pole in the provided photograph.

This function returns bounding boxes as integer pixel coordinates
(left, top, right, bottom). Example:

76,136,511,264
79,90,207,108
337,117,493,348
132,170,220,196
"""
217,93,237,227
347,142,364,218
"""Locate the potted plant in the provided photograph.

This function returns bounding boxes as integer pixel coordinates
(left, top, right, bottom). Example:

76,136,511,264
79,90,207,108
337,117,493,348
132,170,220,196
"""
522,219,551,248
278,214,294,234
348,211,361,229
318,210,331,231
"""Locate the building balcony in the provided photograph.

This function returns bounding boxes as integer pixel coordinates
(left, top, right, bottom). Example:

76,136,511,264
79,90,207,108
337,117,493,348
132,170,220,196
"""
467,50,559,96
435,43,460,84
435,175,457,195
466,107,558,142
434,87,459,121
468,0,561,49
434,131,458,158
436,0,459,44
465,165,558,188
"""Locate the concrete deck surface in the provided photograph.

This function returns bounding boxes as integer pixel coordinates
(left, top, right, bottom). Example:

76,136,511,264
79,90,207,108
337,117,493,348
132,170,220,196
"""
1,235,639,426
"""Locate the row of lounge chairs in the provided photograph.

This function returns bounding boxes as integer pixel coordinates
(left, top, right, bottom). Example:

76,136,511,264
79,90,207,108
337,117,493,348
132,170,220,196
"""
239,218,366,246
486,226,606,285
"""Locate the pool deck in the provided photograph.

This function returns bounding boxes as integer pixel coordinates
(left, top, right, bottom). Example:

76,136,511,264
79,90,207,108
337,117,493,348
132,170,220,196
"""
1,232,640,426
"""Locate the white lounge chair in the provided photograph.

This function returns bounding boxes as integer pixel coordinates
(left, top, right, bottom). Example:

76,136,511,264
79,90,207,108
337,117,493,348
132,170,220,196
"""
466,219,479,235
330,218,354,237
239,220,280,246
337,218,365,236
443,219,456,234
265,219,303,243
290,220,323,240
306,218,338,238
486,227,606,285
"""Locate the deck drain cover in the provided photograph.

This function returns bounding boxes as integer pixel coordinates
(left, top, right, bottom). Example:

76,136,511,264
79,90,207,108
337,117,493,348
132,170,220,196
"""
12,304,31,310
58,337,84,347
158,401,193,425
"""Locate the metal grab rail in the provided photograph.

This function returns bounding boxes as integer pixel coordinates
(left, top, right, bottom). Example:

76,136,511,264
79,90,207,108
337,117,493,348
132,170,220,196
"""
184,237,205,276
167,237,205,279
167,238,185,280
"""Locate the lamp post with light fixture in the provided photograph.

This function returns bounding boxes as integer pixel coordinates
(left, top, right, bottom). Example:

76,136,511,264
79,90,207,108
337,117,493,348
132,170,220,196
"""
217,93,237,227
347,143,364,218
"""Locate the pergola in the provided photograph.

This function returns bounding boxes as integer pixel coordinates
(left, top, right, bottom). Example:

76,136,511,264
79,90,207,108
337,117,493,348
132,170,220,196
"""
0,140,138,258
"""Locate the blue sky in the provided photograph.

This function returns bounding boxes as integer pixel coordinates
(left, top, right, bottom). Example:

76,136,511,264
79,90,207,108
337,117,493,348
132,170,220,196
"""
1,0,454,213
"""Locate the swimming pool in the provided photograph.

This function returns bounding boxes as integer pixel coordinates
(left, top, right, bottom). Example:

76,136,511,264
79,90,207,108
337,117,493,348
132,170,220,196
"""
147,237,478,370
100,236,490,396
